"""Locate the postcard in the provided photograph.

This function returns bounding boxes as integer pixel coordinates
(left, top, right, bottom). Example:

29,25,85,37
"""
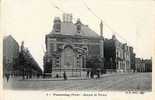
0,0,155,100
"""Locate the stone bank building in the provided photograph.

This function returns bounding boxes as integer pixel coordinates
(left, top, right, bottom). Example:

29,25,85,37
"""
44,14,104,77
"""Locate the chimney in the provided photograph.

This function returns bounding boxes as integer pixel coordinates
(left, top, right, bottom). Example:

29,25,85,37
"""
100,20,103,37
53,17,61,32
76,18,82,33
63,13,73,23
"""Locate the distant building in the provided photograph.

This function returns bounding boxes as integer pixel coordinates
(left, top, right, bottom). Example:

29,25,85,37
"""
104,35,132,72
44,13,104,77
135,58,146,72
104,35,124,72
122,43,131,72
104,38,115,70
3,35,19,76
135,58,152,72
144,59,152,72
129,47,136,72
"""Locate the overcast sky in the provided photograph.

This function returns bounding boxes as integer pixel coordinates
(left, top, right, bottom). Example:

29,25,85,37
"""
1,0,155,70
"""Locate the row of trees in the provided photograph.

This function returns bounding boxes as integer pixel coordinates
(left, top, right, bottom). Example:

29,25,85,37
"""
12,42,42,79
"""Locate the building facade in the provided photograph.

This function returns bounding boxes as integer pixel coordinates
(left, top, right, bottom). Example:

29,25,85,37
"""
114,36,124,72
3,35,19,76
135,58,152,72
44,14,104,77
122,43,131,72
104,35,124,72
129,47,136,72
104,35,132,72
144,59,152,72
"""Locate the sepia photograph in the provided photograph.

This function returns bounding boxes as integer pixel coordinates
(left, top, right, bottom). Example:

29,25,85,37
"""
1,0,155,100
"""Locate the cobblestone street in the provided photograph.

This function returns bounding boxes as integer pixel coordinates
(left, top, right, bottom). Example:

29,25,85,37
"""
3,73,152,91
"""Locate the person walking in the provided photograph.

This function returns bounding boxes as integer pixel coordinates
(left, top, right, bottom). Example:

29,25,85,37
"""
56,74,59,78
97,70,100,79
63,71,67,80
90,71,94,79
86,70,90,78
6,74,10,82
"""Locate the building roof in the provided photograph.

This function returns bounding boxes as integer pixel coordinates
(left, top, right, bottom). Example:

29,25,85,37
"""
3,35,19,45
50,22,100,38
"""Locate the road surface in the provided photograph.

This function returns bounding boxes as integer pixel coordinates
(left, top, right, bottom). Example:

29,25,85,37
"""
3,73,152,91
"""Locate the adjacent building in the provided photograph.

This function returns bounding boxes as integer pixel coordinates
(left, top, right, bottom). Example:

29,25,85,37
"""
3,35,19,76
3,36,42,78
129,47,136,72
44,13,104,77
104,35,124,72
104,35,132,72
122,43,131,72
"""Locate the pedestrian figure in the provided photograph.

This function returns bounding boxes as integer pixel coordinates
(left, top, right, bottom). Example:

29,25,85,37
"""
26,74,29,79
56,74,59,78
97,71,100,79
97,70,100,79
90,71,94,79
86,70,90,78
22,72,25,80
6,74,10,82
63,71,67,80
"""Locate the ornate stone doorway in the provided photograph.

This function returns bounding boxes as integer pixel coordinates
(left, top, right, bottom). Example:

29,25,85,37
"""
61,46,75,69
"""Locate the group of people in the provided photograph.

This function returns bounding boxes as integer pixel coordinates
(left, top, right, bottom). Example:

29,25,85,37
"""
55,71,67,80
5,70,101,82
55,70,101,80
86,70,100,79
